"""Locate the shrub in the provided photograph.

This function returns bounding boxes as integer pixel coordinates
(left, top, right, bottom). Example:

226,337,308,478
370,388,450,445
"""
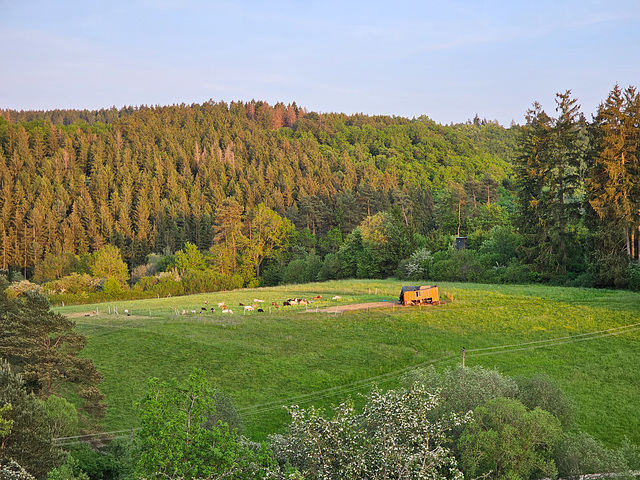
102,277,123,298
554,432,628,480
132,276,159,292
625,261,640,291
516,373,574,427
6,280,43,298
316,253,341,282
283,259,306,285
43,274,100,295
430,249,484,282
458,398,562,480
402,248,433,280
272,384,467,480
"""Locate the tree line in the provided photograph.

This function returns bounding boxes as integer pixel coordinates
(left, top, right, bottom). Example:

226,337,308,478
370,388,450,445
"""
0,100,514,289
1,86,640,298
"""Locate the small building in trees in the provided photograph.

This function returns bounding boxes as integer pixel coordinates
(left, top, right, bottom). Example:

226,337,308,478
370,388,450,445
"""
399,285,439,306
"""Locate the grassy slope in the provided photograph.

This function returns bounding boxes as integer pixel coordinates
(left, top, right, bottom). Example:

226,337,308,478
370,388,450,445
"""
58,280,640,444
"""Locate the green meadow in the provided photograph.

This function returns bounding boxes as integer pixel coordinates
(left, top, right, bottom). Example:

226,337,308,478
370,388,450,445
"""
58,280,640,445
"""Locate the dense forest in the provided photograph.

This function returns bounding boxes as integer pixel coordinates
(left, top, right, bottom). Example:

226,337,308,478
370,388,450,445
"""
0,86,639,299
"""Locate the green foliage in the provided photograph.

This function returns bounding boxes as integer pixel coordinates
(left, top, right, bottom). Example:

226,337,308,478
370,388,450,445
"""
0,404,12,445
135,368,275,479
5,281,43,298
0,101,517,283
41,396,79,440
514,92,588,280
33,253,83,284
430,249,486,283
273,384,467,480
282,259,307,285
52,441,135,480
316,253,341,282
401,248,434,280
43,274,100,295
479,226,521,268
403,365,519,421
102,277,123,298
625,261,640,291
0,277,106,428
0,361,65,479
174,242,205,273
90,246,129,286
458,397,563,480
516,373,574,427
554,432,630,480
45,454,89,480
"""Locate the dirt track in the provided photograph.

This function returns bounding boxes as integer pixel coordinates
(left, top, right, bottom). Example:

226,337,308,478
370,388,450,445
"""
322,301,402,313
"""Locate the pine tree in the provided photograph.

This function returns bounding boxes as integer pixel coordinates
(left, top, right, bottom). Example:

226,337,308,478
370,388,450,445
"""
515,92,587,278
587,85,640,284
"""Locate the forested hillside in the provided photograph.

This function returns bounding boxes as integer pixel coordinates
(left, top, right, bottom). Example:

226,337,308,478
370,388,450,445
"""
1,87,639,295
0,101,515,283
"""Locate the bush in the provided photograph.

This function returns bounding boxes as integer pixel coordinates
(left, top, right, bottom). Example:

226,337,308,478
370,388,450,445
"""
554,432,628,480
283,259,306,285
303,254,323,283
430,249,484,282
625,261,640,291
260,262,283,286
102,277,123,298
43,273,100,295
6,280,43,298
516,373,574,427
401,248,433,280
316,253,341,282
132,276,159,292
402,365,518,422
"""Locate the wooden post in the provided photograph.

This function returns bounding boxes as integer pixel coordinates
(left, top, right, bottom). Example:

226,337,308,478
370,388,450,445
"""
462,347,466,381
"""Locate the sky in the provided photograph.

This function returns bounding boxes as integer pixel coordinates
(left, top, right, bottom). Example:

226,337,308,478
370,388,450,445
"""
2,0,640,126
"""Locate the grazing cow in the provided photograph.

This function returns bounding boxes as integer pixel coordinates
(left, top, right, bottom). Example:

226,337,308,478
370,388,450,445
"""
222,309,233,314
253,298,265,303
181,309,186,315
244,305,254,311
204,300,208,304
201,307,207,312
299,299,309,306
218,302,225,308
271,302,279,308
257,308,264,313
332,295,341,300
239,302,244,306
124,309,129,314
313,295,322,300
210,308,216,313
191,310,196,314
283,301,291,306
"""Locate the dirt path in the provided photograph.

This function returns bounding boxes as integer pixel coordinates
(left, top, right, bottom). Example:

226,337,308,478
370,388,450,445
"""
321,301,402,313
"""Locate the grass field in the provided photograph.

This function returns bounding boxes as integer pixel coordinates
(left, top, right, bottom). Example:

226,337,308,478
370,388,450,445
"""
56,279,640,445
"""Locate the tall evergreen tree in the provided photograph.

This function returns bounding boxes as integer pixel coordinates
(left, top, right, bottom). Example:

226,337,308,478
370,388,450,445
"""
515,92,586,278
587,85,640,285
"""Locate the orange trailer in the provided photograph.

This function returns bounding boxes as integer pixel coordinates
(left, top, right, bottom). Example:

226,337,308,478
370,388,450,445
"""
399,285,439,306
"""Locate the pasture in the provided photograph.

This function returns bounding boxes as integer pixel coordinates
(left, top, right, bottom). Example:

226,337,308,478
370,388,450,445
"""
58,280,640,445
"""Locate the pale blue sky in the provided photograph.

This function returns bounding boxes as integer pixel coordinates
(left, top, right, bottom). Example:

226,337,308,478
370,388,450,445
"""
2,0,639,125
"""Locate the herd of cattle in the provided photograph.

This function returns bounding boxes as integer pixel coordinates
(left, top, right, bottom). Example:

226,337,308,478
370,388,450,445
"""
173,295,343,315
